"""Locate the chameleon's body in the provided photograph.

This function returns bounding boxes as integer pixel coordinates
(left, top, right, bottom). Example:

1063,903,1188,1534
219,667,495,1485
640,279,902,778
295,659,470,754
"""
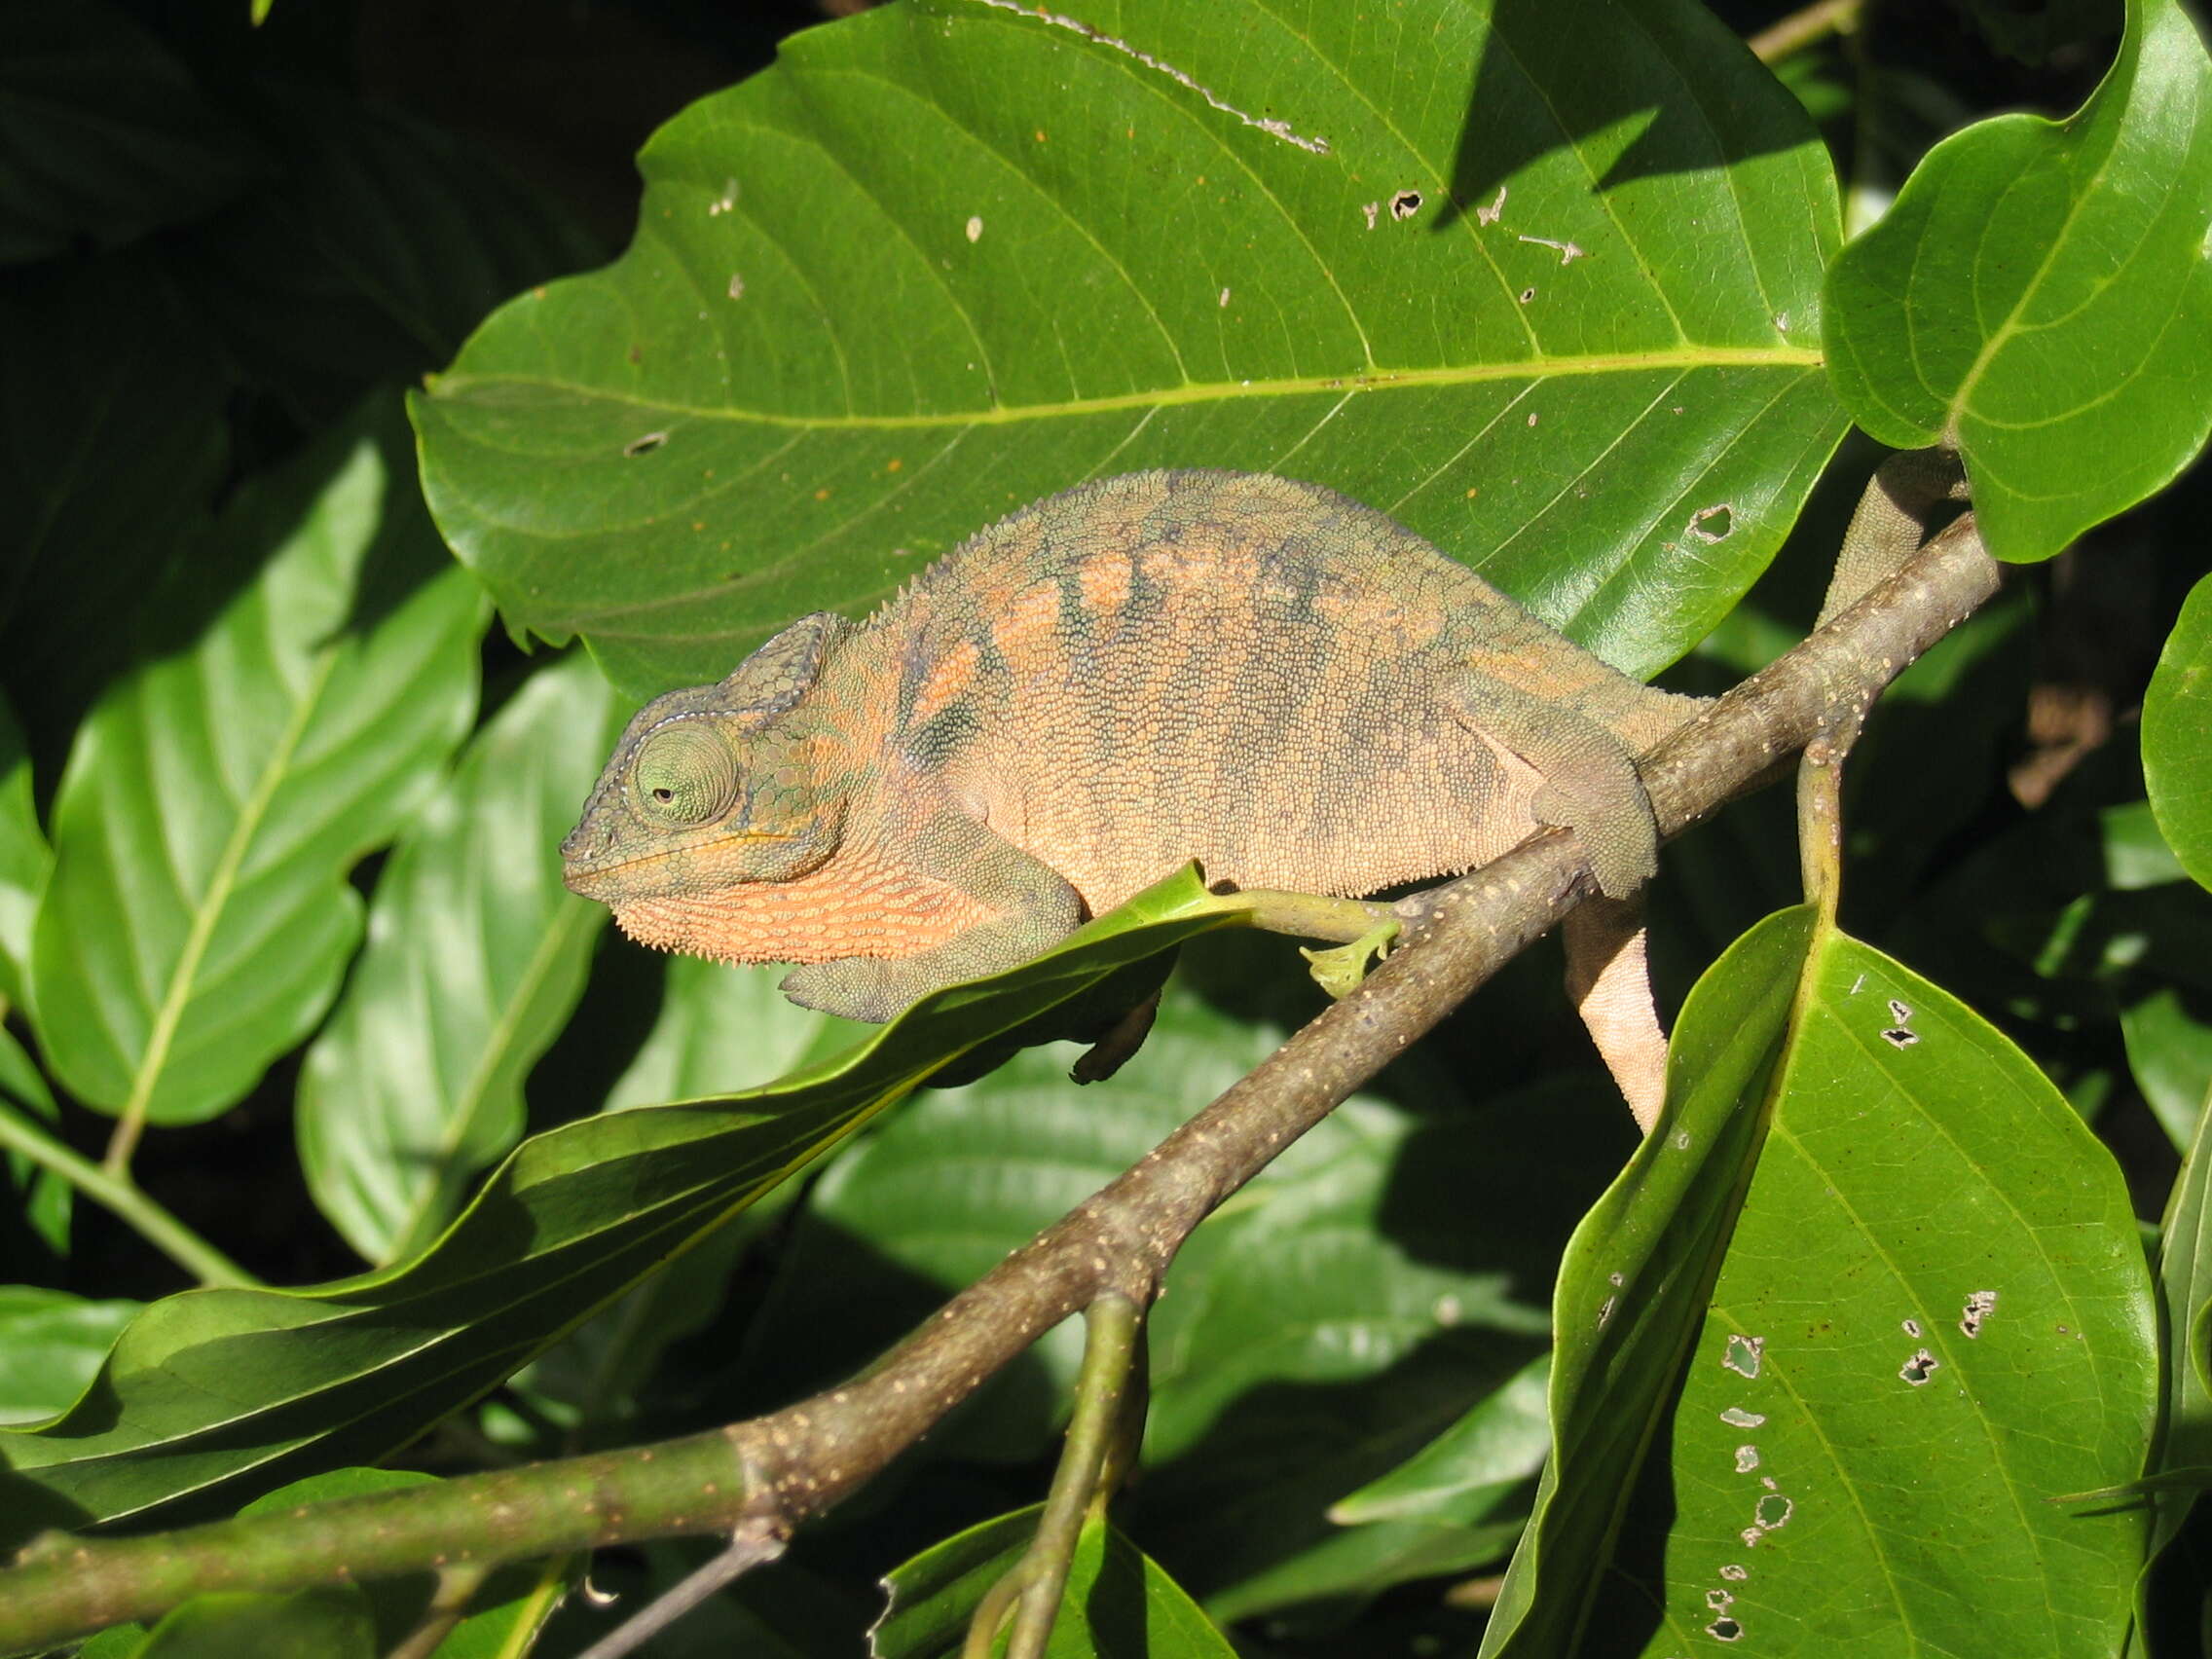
564,470,1704,1120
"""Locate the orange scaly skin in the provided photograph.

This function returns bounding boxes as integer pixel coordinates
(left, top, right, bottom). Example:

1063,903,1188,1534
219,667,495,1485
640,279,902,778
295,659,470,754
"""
562,470,1704,1039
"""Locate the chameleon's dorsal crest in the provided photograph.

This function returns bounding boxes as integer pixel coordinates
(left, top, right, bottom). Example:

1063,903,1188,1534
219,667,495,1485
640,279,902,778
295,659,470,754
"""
722,611,848,727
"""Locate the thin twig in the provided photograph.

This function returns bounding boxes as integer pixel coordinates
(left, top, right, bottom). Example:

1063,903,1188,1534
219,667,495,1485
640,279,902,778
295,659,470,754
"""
573,1528,786,1659
1748,0,1862,62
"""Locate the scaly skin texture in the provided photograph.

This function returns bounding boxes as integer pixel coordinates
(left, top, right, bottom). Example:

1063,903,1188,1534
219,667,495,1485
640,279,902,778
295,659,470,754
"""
562,470,1704,1054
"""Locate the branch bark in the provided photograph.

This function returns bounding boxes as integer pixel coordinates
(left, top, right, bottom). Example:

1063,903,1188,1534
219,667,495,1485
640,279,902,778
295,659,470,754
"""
0,514,2001,1652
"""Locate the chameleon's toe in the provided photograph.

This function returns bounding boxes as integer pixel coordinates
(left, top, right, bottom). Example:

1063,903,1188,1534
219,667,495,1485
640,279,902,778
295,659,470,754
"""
1299,921,1401,1000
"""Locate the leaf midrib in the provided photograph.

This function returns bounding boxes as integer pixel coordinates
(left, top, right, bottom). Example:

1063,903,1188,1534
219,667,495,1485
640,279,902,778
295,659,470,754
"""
118,652,342,1133
430,343,1826,432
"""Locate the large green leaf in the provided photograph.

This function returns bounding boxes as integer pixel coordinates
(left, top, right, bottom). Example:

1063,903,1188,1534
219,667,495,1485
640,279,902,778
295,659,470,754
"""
0,867,1235,1539
1825,0,2212,562
27,400,485,1131
875,1505,1234,1659
0,0,261,263
296,653,623,1266
415,0,1844,699
1485,912,2156,1656
2146,569,2212,892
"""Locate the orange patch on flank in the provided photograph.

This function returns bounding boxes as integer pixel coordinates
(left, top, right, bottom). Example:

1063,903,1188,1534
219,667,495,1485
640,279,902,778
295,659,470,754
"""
910,637,980,725
1140,545,1217,591
1314,586,1413,635
989,584,1062,672
1076,552,1131,620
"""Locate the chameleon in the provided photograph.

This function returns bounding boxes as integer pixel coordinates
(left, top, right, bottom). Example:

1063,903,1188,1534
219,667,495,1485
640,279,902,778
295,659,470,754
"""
562,469,1709,1126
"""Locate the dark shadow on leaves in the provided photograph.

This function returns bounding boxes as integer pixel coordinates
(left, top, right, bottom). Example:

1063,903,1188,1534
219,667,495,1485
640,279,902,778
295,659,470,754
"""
1432,0,1806,235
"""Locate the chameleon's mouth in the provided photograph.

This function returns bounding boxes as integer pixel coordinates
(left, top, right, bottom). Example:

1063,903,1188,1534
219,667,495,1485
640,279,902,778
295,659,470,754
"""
560,831,797,898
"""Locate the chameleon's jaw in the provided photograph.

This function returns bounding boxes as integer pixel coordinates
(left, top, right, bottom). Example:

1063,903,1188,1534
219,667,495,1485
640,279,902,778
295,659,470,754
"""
559,831,798,904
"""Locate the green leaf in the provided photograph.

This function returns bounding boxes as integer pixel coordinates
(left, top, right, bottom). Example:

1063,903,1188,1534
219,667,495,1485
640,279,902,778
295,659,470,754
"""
2121,984,2212,1149
2103,797,2192,892
2147,569,2212,890
1825,0,2212,561
875,1506,1235,1659
1327,1352,1551,1527
27,398,485,1130
0,1287,138,1425
416,0,1844,698
1486,912,2156,1656
1473,909,1806,1658
0,692,44,1010
1203,1513,1526,1629
0,867,1235,1538
0,0,262,263
296,653,623,1266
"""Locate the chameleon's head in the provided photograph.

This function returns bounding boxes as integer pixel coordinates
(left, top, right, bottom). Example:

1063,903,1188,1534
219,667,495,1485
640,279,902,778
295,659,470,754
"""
561,612,855,958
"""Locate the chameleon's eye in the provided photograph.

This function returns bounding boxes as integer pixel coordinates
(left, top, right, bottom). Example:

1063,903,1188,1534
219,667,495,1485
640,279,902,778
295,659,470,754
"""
632,723,739,827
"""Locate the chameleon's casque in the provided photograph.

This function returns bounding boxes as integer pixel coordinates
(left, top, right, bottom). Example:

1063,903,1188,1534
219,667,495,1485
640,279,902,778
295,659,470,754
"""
562,469,1701,1064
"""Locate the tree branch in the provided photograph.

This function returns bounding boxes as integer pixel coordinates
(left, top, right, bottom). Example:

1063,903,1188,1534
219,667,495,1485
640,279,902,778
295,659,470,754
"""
0,513,2000,1652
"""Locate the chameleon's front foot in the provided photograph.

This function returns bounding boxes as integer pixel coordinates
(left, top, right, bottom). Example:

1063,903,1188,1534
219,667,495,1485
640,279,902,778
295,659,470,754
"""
779,959,916,1024
1300,920,1401,1000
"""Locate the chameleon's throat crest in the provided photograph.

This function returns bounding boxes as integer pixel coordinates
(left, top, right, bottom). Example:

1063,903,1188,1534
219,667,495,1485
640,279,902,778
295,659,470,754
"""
606,838,997,966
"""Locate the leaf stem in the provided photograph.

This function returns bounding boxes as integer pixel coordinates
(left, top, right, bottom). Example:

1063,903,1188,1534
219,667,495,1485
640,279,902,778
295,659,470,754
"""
386,1561,490,1659
1006,1295,1142,1659
0,1100,256,1287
